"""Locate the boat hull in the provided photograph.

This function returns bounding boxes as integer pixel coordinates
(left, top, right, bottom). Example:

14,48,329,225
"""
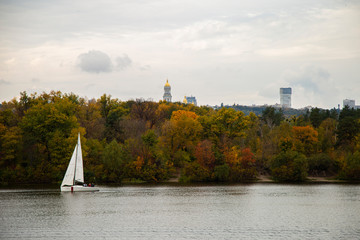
61,185,99,192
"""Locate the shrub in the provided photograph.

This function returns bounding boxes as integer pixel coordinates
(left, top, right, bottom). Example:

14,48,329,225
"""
271,151,308,182
230,165,257,182
307,153,338,176
180,162,212,182
339,151,360,180
214,164,230,181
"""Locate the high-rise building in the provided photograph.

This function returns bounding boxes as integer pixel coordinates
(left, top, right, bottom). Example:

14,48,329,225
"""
280,87,292,108
163,79,172,102
343,99,355,109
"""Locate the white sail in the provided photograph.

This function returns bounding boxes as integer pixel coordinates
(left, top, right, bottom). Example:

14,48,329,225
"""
74,133,84,184
61,133,99,192
61,144,77,187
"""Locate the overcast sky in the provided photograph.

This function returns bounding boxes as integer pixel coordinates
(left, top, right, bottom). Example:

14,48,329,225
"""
0,0,359,109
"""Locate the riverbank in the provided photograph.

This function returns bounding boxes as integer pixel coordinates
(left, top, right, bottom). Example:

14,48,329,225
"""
0,175,357,188
164,174,356,184
256,175,354,184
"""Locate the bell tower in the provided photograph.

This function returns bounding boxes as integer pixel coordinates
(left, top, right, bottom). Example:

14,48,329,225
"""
163,79,172,102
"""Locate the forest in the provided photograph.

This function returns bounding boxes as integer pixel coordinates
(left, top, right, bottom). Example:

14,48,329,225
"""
0,90,359,185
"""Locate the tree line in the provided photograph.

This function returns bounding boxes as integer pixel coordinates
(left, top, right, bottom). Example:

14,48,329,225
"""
0,91,359,184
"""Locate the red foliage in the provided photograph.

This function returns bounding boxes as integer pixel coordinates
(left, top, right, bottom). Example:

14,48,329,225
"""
239,148,256,168
194,140,215,170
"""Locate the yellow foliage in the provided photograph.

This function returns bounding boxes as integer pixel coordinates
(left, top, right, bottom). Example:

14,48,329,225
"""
171,110,198,121
224,146,241,167
135,156,144,171
292,126,319,155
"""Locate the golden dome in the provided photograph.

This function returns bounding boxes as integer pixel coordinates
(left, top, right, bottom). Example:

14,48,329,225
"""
164,79,170,87
183,96,187,104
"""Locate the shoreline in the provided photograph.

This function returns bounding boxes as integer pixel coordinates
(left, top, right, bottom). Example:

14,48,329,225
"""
1,176,358,188
255,175,350,184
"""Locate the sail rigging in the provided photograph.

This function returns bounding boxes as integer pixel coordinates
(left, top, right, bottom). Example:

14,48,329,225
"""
61,133,84,187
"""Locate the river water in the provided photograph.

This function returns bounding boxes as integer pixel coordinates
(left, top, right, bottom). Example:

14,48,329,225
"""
0,184,359,239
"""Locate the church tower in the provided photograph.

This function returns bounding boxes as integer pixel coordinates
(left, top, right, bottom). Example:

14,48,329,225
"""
163,79,172,102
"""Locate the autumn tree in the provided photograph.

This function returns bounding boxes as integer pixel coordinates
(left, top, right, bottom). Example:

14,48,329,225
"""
161,110,202,161
76,99,105,140
130,99,158,129
123,129,172,182
244,112,261,155
318,118,336,153
222,147,257,181
207,108,248,147
20,93,79,168
292,126,319,156
339,151,360,180
194,140,216,171
1,89,359,184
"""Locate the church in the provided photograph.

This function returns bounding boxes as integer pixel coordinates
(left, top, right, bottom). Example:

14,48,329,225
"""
163,79,197,106
163,79,172,102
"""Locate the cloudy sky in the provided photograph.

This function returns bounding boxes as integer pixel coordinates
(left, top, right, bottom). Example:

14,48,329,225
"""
0,0,359,108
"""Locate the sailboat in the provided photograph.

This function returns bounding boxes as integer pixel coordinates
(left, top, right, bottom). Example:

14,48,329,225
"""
60,133,99,192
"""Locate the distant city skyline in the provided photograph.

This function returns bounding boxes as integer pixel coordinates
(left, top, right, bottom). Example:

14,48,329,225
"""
0,0,359,109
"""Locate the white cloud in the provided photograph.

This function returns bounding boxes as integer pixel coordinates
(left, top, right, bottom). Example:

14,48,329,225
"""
0,79,11,85
115,54,132,70
78,50,112,73
283,66,339,108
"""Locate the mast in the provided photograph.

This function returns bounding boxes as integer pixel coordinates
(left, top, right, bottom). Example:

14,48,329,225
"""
73,133,79,185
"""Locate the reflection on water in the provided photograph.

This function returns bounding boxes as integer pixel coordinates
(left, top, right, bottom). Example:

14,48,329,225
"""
1,184,360,239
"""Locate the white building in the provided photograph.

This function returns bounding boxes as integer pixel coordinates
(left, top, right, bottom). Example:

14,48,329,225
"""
280,87,292,108
343,99,355,109
163,79,172,102
183,96,197,106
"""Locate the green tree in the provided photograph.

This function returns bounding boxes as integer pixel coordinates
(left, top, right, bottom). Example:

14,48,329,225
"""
339,151,360,180
270,150,308,182
0,125,22,175
261,107,284,128
307,153,338,176
207,108,247,148
102,139,126,182
309,107,322,128
180,161,212,182
336,106,360,150
85,138,105,183
318,118,336,153
214,164,230,181
20,95,78,164
98,94,129,142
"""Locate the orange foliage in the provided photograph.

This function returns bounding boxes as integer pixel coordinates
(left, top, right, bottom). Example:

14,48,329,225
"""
240,148,256,168
171,110,198,121
223,147,255,166
194,140,215,170
223,146,241,167
292,126,319,155
135,156,144,171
